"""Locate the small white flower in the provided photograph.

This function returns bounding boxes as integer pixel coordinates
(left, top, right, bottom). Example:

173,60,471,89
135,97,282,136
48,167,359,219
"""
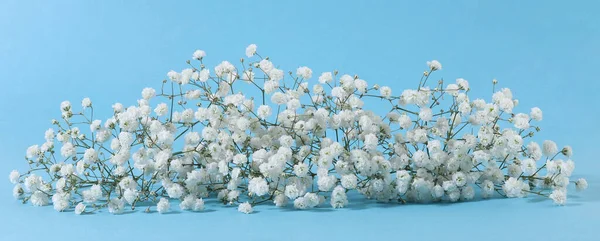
13,184,24,199
157,198,170,214
575,178,588,191
9,170,19,184
141,87,156,100
543,140,558,157
530,107,543,121
193,50,206,60
561,146,573,157
296,66,313,79
379,86,392,99
549,189,567,206
81,98,92,109
245,44,257,58
108,198,125,214
318,72,333,84
193,198,205,211
237,202,253,214
75,203,86,215
418,107,433,122
31,191,49,206
60,143,75,158
427,60,442,71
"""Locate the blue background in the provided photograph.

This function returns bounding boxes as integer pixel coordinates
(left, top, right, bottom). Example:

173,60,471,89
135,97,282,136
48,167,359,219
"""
1,1,599,240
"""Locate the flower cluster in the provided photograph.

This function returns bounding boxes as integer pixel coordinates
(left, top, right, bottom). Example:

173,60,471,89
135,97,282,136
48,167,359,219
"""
9,45,587,214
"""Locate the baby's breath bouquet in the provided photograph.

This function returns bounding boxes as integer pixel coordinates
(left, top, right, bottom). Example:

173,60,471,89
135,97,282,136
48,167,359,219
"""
9,45,587,214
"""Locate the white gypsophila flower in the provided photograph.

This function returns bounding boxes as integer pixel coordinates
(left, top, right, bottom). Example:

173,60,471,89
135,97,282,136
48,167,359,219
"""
237,202,253,214
456,78,469,90
123,189,139,205
24,174,42,192
543,140,558,157
31,191,49,206
527,142,543,161
271,92,287,105
154,103,168,116
269,69,284,82
341,174,357,189
60,100,71,113
26,145,40,159
461,186,475,200
52,192,70,212
562,146,573,157
75,203,86,215
13,184,24,199
521,158,537,175
82,184,102,203
274,194,288,207
354,79,368,93
245,44,257,58
83,148,98,163
82,98,92,109
331,186,348,208
198,69,210,82
142,87,156,100
193,50,206,60
294,197,308,209
189,198,204,211
380,86,392,99
452,172,467,187
179,194,196,210
502,177,528,198
304,193,319,208
549,189,567,205
513,113,530,130
166,183,185,199
427,60,442,71
481,180,495,199
9,170,19,184
296,66,313,79
157,198,170,214
258,59,274,72
90,120,101,132
419,107,433,122
44,128,55,142
249,177,269,196
575,178,588,191
108,198,125,214
60,143,75,158
530,107,543,121
293,163,309,177
285,184,300,199
318,72,333,84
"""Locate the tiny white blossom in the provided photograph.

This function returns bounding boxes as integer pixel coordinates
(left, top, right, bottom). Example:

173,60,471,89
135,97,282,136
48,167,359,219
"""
245,44,257,58
157,198,170,214
549,189,567,205
81,98,92,109
296,66,313,79
575,178,588,191
427,60,442,70
141,88,156,100
318,72,333,84
9,170,19,184
237,202,253,214
530,107,543,121
75,203,86,215
193,50,206,60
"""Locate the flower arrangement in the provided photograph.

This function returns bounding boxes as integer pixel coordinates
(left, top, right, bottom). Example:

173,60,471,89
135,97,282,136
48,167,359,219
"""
8,45,588,214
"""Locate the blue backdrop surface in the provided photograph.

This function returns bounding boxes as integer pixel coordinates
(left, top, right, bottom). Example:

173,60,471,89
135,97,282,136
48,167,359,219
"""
0,1,599,240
